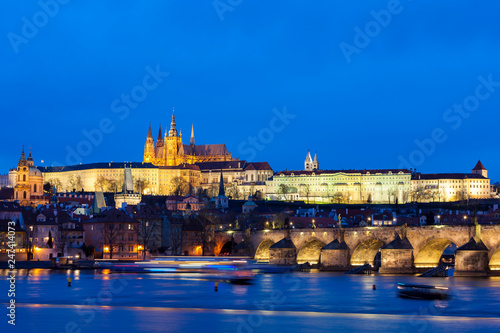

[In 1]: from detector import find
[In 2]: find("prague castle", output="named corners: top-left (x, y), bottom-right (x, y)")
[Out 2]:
top-left (144, 110), bottom-right (232, 166)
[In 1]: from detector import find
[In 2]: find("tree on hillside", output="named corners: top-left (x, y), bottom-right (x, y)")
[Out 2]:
top-left (171, 176), bottom-right (188, 196)
top-left (277, 184), bottom-right (291, 201)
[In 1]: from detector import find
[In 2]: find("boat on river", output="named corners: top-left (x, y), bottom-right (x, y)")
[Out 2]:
top-left (397, 283), bottom-right (450, 300)
top-left (94, 256), bottom-right (254, 284)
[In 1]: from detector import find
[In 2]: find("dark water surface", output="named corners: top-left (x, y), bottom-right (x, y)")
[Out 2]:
top-left (1, 269), bottom-right (500, 332)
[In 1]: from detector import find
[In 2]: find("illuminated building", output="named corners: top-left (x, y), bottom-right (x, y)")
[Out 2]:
top-left (41, 162), bottom-right (201, 195)
top-left (267, 168), bottom-right (412, 203)
top-left (198, 161), bottom-right (273, 199)
top-left (144, 110), bottom-right (232, 166)
top-left (11, 147), bottom-right (47, 207)
top-left (114, 166), bottom-right (141, 208)
top-left (83, 207), bottom-right (139, 259)
top-left (266, 151), bottom-right (412, 203)
top-left (411, 160), bottom-right (492, 202)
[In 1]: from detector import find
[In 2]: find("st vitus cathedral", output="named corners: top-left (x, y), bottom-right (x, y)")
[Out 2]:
top-left (143, 109), bottom-right (232, 166)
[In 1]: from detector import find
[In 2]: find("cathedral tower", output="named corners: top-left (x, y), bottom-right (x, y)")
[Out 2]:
top-left (165, 109), bottom-right (182, 166)
top-left (304, 150), bottom-right (312, 171)
top-left (190, 123), bottom-right (195, 148)
top-left (143, 123), bottom-right (155, 163)
top-left (312, 151), bottom-right (319, 170)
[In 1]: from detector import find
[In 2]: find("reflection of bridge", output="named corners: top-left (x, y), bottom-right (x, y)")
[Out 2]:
top-left (217, 225), bottom-right (500, 276)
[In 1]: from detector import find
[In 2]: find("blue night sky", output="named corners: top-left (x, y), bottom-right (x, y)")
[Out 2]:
top-left (1, 1), bottom-right (500, 180)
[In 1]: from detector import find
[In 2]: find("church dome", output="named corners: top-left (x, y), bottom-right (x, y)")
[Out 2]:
top-left (29, 167), bottom-right (41, 177)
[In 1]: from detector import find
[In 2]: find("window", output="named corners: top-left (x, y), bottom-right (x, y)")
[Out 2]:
top-left (23, 175), bottom-right (26, 182)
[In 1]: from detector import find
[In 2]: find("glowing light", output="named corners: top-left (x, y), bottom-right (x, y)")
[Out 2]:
top-left (138, 246), bottom-right (143, 250)
top-left (104, 247), bottom-right (109, 252)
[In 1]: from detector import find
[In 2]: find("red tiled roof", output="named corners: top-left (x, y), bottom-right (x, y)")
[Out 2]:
top-left (85, 208), bottom-right (138, 224)
top-left (473, 160), bottom-right (486, 171)
top-left (244, 162), bottom-right (273, 171)
top-left (276, 169), bottom-right (411, 176)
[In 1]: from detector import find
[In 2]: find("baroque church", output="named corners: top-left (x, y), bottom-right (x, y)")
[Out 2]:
top-left (12, 146), bottom-right (46, 206)
top-left (143, 110), bottom-right (232, 166)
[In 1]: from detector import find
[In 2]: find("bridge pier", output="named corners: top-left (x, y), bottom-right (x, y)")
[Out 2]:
top-left (455, 238), bottom-right (490, 277)
top-left (379, 234), bottom-right (415, 274)
top-left (319, 240), bottom-right (351, 271)
top-left (269, 238), bottom-right (296, 265)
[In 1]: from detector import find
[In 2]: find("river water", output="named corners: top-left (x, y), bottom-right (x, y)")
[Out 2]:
top-left (1, 269), bottom-right (500, 332)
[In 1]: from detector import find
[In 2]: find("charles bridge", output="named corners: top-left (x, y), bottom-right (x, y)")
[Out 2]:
top-left (216, 225), bottom-right (500, 276)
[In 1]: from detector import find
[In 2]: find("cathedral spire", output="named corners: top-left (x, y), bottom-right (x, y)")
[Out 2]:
top-left (304, 150), bottom-right (312, 171)
top-left (219, 169), bottom-right (225, 197)
top-left (147, 122), bottom-right (153, 138)
top-left (156, 125), bottom-right (163, 147)
top-left (190, 123), bottom-right (195, 147)
top-left (312, 151), bottom-right (319, 170)
top-left (21, 145), bottom-right (25, 159)
top-left (169, 108), bottom-right (178, 137)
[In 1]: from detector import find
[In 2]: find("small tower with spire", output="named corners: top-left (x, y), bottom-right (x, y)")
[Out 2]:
top-left (164, 108), bottom-right (183, 166)
top-left (143, 122), bottom-right (156, 163)
top-left (114, 164), bottom-right (142, 208)
top-left (27, 147), bottom-right (34, 167)
top-left (304, 150), bottom-right (312, 171)
top-left (214, 168), bottom-right (228, 210)
top-left (168, 108), bottom-right (178, 137)
top-left (190, 123), bottom-right (195, 148)
top-left (312, 151), bottom-right (319, 170)
top-left (472, 160), bottom-right (487, 178)
top-left (156, 125), bottom-right (163, 148)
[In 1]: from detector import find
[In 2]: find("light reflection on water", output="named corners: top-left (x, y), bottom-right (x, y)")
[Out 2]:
top-left (2, 269), bottom-right (500, 332)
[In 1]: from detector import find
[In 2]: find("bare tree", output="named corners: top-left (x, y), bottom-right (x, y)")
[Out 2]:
top-left (134, 179), bottom-right (150, 194)
top-left (302, 184), bottom-right (311, 204)
top-left (101, 223), bottom-right (121, 259)
top-left (226, 183), bottom-right (241, 199)
top-left (55, 226), bottom-right (68, 256)
top-left (94, 176), bottom-right (107, 192)
top-left (208, 183), bottom-right (219, 198)
top-left (387, 190), bottom-right (396, 204)
top-left (402, 190), bottom-right (410, 203)
top-left (277, 184), bottom-right (291, 201)
top-left (138, 220), bottom-right (158, 260)
top-left (332, 192), bottom-right (343, 204)
top-left (171, 176), bottom-right (188, 196)
top-left (169, 220), bottom-right (183, 255)
top-left (47, 178), bottom-right (63, 192)
top-left (74, 176), bottom-right (84, 192)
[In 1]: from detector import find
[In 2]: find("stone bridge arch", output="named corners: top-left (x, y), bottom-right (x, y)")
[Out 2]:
top-left (350, 238), bottom-right (385, 266)
top-left (254, 239), bottom-right (275, 261)
top-left (489, 245), bottom-right (500, 270)
top-left (296, 238), bottom-right (327, 265)
top-left (413, 238), bottom-right (456, 268)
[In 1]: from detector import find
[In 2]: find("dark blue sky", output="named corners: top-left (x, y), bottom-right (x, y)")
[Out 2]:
top-left (2, 1), bottom-right (500, 180)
